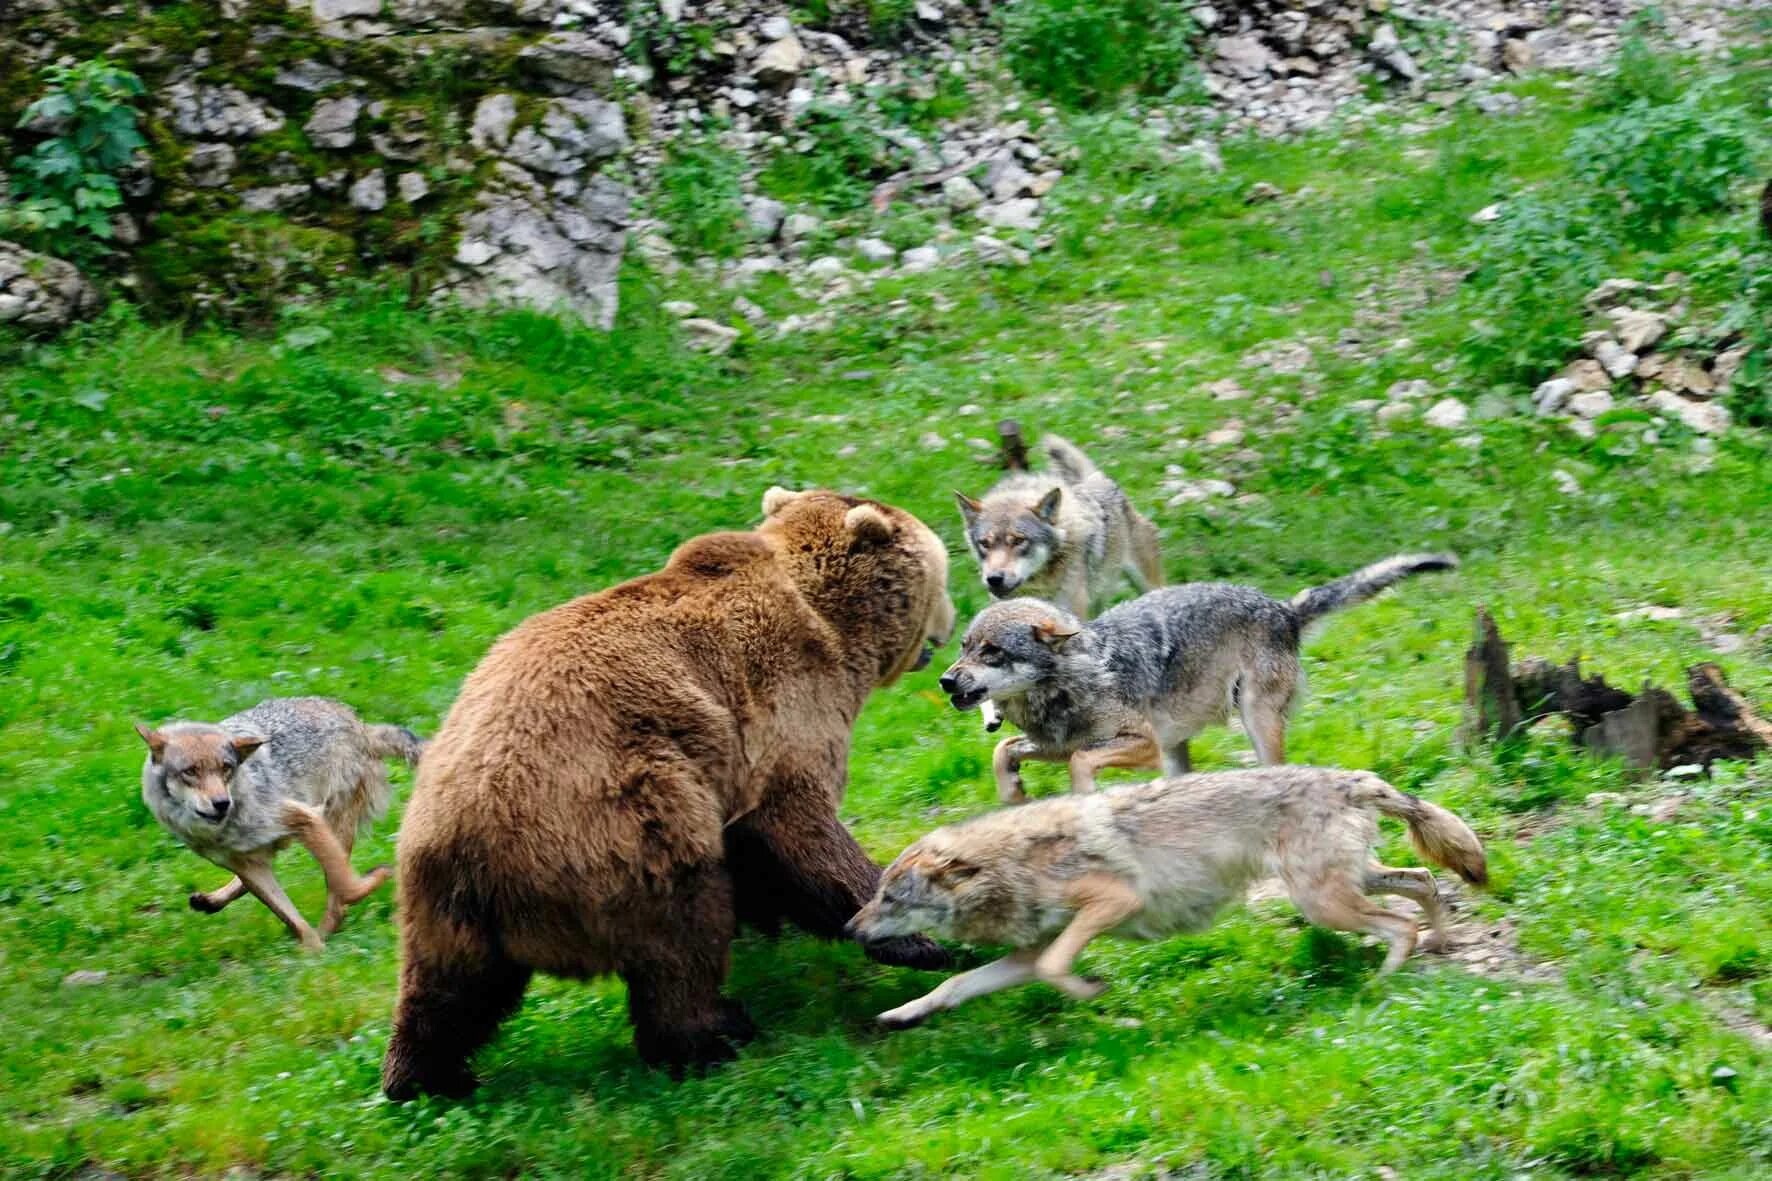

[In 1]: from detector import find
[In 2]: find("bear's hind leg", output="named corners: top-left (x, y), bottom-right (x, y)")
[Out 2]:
top-left (621, 861), bottom-right (755, 1073)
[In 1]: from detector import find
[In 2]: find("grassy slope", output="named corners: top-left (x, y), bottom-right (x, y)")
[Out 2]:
top-left (3, 58), bottom-right (1772, 1180)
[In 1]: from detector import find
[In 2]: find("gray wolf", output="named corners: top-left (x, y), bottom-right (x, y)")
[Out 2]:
top-left (136, 697), bottom-right (421, 951)
top-left (938, 554), bottom-right (1458, 801)
top-left (955, 432), bottom-right (1162, 618)
top-left (847, 766), bottom-right (1487, 1029)
top-left (381, 489), bottom-right (957, 1100)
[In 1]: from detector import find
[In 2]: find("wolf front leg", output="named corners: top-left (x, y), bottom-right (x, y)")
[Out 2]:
top-left (188, 874), bottom-right (247, 914)
top-left (231, 857), bottom-right (325, 951)
top-left (877, 948), bottom-right (1041, 1029)
top-left (1067, 731), bottom-right (1161, 793)
top-left (1034, 874), bottom-right (1144, 1000)
top-left (726, 767), bottom-right (949, 970)
top-left (993, 735), bottom-right (1069, 803)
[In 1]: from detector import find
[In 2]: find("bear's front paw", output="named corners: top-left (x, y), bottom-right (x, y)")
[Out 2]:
top-left (862, 933), bottom-right (952, 971)
top-left (635, 1012), bottom-right (752, 1076)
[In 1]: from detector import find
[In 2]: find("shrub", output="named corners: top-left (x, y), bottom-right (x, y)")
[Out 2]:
top-left (1059, 113), bottom-right (1238, 224)
top-left (653, 132), bottom-right (748, 258)
top-left (999, 0), bottom-right (1198, 110)
top-left (1460, 193), bottom-right (1623, 387)
top-left (1, 59), bottom-right (146, 260)
top-left (1566, 91), bottom-right (1755, 236)
top-left (1590, 12), bottom-right (1683, 110)
top-left (758, 102), bottom-right (909, 212)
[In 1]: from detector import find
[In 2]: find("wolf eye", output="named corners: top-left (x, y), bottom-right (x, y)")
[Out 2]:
top-left (978, 643), bottom-right (1002, 662)
top-left (1007, 534), bottom-right (1026, 548)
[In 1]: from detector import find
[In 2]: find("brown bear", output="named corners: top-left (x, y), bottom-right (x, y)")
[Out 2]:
top-left (381, 488), bottom-right (958, 1099)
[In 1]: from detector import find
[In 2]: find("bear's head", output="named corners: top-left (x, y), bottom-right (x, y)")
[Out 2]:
top-left (759, 487), bottom-right (956, 685)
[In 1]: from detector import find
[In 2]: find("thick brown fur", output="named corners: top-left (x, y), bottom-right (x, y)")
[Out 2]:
top-left (382, 490), bottom-right (957, 1099)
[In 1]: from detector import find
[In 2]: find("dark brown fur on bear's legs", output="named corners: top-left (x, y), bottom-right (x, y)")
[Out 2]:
top-left (382, 946), bottom-right (533, 1101)
top-left (724, 774), bottom-right (952, 971)
top-left (624, 861), bottom-right (757, 1072)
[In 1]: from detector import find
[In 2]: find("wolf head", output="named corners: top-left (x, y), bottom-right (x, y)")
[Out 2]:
top-left (954, 485), bottom-right (1064, 599)
top-left (938, 598), bottom-right (1082, 710)
top-left (136, 722), bottom-right (264, 825)
top-left (847, 837), bottom-right (999, 942)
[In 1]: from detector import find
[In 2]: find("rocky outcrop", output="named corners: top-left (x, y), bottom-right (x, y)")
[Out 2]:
top-left (0, 240), bottom-right (99, 331)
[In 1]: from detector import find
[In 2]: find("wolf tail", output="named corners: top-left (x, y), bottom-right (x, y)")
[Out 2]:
top-left (1289, 552), bottom-right (1458, 627)
top-left (1352, 772), bottom-right (1488, 887)
top-left (1041, 433), bottom-right (1101, 484)
top-left (365, 723), bottom-right (427, 767)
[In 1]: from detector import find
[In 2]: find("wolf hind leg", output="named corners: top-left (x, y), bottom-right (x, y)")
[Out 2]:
top-left (1289, 874), bottom-right (1418, 975)
top-left (1237, 674), bottom-right (1294, 766)
top-left (1124, 509), bottom-right (1163, 591)
top-left (1071, 731), bottom-right (1161, 792)
top-left (189, 874), bottom-right (246, 914)
top-left (281, 799), bottom-right (391, 915)
top-left (1363, 864), bottom-right (1449, 952)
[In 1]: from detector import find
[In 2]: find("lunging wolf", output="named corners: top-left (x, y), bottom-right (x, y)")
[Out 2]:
top-left (136, 697), bottom-right (421, 950)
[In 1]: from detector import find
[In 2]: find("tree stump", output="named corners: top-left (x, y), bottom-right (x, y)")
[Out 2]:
top-left (1461, 609), bottom-right (1772, 771)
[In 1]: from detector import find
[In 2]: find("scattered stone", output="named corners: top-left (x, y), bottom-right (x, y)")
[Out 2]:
top-left (662, 300), bottom-right (697, 317)
top-left (1586, 333), bottom-right (1638, 379)
top-left (977, 198), bottom-right (1041, 231)
top-left (744, 195), bottom-right (787, 241)
top-left (900, 245), bottom-right (940, 273)
top-left (1551, 469), bottom-right (1581, 496)
top-left (681, 317), bottom-right (739, 354)
top-left (972, 234), bottom-right (1029, 267)
top-left (240, 183), bottom-right (309, 212)
top-left (1609, 307), bottom-right (1667, 353)
top-left (1244, 181), bottom-right (1283, 204)
top-left (1533, 378), bottom-right (1574, 415)
top-left (780, 212), bottom-right (821, 245)
top-left (62, 970), bottom-right (109, 987)
top-left (503, 98), bottom-right (626, 176)
top-left (519, 32), bottom-right (619, 87)
top-left (1470, 203), bottom-right (1503, 224)
top-left (1562, 359), bottom-right (1612, 392)
top-left (1424, 397), bottom-right (1470, 429)
top-left (855, 238), bottom-right (897, 265)
top-left (806, 256), bottom-right (847, 280)
top-left (162, 80), bottom-right (285, 140)
top-left (348, 169), bottom-right (387, 212)
top-left (1647, 389), bottom-right (1729, 434)
top-left (303, 95), bottom-right (362, 149)
top-left (942, 175), bottom-right (984, 211)
top-left (1215, 35), bottom-right (1276, 80)
top-left (754, 35), bottom-right (807, 83)
top-left (1203, 425), bottom-right (1245, 447)
top-left (1567, 389), bottom-right (1614, 418)
top-left (1502, 37), bottom-right (1536, 73)
top-left (1206, 378), bottom-right (1250, 401)
top-left (470, 93), bottom-right (518, 152)
top-left (1165, 478), bottom-right (1236, 505)
top-left (186, 142), bottom-right (237, 188)
top-left (1387, 378), bottom-right (1433, 401)
top-left (274, 60), bottom-right (348, 93)
top-left (1584, 278), bottom-right (1648, 309)
top-left (0, 240), bottom-right (100, 332)
top-left (397, 172), bottom-right (430, 204)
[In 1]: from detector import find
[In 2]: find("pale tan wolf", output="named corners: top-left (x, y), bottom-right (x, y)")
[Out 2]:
top-left (136, 697), bottom-right (423, 951)
top-left (848, 766), bottom-right (1487, 1029)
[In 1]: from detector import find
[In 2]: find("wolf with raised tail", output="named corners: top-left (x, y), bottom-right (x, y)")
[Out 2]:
top-left (938, 554), bottom-right (1458, 800)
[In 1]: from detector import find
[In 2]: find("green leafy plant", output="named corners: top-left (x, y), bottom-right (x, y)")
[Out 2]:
top-left (758, 102), bottom-right (909, 212)
top-left (1566, 90), bottom-right (1754, 236)
top-left (652, 131), bottom-right (748, 258)
top-left (999, 0), bottom-right (1198, 110)
top-left (2, 59), bottom-right (146, 254)
top-left (1590, 10), bottom-right (1683, 111)
top-left (1460, 193), bottom-right (1623, 387)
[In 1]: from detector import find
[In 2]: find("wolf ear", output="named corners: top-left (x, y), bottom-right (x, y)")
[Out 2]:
top-left (230, 735), bottom-right (265, 763)
top-left (762, 486), bottom-right (804, 518)
top-left (953, 490), bottom-right (982, 525)
top-left (1032, 617), bottom-right (1080, 647)
top-left (134, 722), bottom-right (166, 761)
top-left (933, 856), bottom-right (980, 883)
top-left (1034, 486), bottom-right (1062, 523)
top-left (845, 503), bottom-right (894, 544)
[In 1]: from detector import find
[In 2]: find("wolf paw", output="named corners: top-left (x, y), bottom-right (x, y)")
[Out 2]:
top-left (188, 891), bottom-right (223, 914)
top-left (1049, 973), bottom-right (1108, 1001)
top-left (877, 1003), bottom-right (932, 1031)
top-left (862, 933), bottom-right (952, 971)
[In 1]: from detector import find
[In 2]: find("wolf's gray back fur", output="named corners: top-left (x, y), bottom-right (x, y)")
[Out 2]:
top-left (142, 697), bottom-right (421, 859)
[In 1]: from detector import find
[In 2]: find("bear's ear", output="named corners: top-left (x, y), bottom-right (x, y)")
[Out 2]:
top-left (845, 503), bottom-right (895, 544)
top-left (1034, 486), bottom-right (1063, 523)
top-left (762, 486), bottom-right (804, 518)
top-left (953, 490), bottom-right (982, 525)
top-left (134, 722), bottom-right (166, 761)
top-left (1032, 616), bottom-right (1080, 647)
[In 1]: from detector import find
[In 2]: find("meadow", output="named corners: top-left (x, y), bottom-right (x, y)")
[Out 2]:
top-left (3, 39), bottom-right (1771, 1179)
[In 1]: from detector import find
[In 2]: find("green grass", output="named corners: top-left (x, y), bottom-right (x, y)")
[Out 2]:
top-left (4, 49), bottom-right (1772, 1180)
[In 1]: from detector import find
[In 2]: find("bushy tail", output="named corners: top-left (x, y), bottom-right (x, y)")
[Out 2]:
top-left (365, 723), bottom-right (427, 767)
top-left (1041, 433), bottom-right (1101, 485)
top-left (1351, 773), bottom-right (1487, 887)
top-left (1290, 553), bottom-right (1458, 627)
